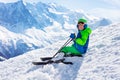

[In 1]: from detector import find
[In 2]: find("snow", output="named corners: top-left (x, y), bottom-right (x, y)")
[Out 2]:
top-left (0, 41), bottom-right (84, 80)
top-left (0, 23), bottom-right (120, 80)
top-left (0, 1), bottom-right (119, 80)
top-left (0, 23), bottom-right (70, 59)
top-left (76, 23), bottom-right (120, 80)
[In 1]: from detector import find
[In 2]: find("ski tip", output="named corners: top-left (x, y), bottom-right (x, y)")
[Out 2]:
top-left (40, 57), bottom-right (53, 61)
top-left (63, 62), bottom-right (73, 65)
top-left (32, 62), bottom-right (47, 65)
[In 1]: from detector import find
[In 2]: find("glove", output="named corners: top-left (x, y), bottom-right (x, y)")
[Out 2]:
top-left (70, 33), bottom-right (76, 39)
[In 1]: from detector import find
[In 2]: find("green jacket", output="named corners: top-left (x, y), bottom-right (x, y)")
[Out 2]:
top-left (75, 27), bottom-right (92, 46)
top-left (61, 27), bottom-right (92, 55)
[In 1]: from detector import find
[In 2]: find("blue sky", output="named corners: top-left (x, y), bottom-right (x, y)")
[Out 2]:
top-left (0, 0), bottom-right (120, 22)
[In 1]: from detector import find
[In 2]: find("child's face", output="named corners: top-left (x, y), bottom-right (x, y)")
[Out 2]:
top-left (77, 23), bottom-right (84, 30)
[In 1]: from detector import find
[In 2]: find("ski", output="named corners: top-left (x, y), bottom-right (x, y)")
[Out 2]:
top-left (32, 58), bottom-right (73, 65)
top-left (32, 60), bottom-right (53, 65)
top-left (40, 57), bottom-right (53, 61)
top-left (40, 54), bottom-right (83, 61)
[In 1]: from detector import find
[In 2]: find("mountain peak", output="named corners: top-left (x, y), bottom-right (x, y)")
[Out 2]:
top-left (0, 0), bottom-right (37, 32)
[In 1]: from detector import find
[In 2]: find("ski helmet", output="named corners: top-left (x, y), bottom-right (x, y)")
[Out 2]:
top-left (78, 18), bottom-right (87, 23)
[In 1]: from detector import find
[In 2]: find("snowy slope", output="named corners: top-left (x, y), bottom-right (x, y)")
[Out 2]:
top-left (76, 23), bottom-right (120, 80)
top-left (0, 23), bottom-right (120, 80)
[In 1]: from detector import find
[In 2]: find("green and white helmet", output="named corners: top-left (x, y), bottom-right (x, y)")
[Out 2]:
top-left (78, 18), bottom-right (87, 23)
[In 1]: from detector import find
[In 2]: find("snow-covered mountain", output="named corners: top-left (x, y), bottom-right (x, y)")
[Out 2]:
top-left (0, 0), bottom-right (111, 33)
top-left (0, 24), bottom-right (69, 59)
top-left (0, 0), bottom-right (112, 59)
top-left (90, 18), bottom-right (112, 29)
top-left (0, 23), bottom-right (120, 80)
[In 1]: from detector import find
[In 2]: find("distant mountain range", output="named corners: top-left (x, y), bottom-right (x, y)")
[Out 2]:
top-left (0, 1), bottom-right (111, 33)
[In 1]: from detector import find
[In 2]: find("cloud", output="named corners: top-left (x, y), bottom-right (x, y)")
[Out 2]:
top-left (88, 8), bottom-right (120, 22)
top-left (102, 0), bottom-right (120, 7)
